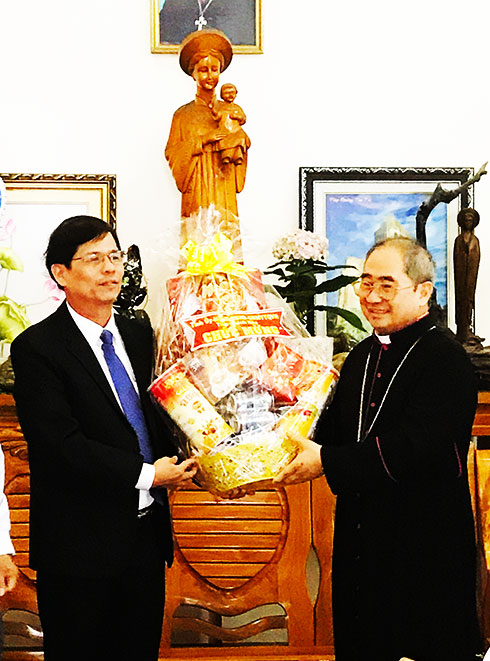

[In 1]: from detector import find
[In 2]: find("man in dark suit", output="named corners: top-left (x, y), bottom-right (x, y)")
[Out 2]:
top-left (10, 215), bottom-right (196, 661)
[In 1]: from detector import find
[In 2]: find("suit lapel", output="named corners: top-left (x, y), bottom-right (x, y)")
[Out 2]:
top-left (55, 303), bottom-right (124, 414)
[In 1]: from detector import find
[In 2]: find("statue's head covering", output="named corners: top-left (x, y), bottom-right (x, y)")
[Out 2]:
top-left (457, 207), bottom-right (480, 229)
top-left (179, 29), bottom-right (233, 76)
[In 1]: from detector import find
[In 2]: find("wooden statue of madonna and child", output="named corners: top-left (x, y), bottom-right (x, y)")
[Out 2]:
top-left (165, 29), bottom-right (250, 261)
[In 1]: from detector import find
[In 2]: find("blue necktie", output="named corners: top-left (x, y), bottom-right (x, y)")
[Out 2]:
top-left (100, 329), bottom-right (154, 464)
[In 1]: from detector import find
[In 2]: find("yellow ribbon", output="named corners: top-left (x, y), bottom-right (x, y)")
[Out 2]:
top-left (181, 233), bottom-right (249, 278)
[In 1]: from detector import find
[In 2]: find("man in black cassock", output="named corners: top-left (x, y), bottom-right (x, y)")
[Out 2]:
top-left (275, 237), bottom-right (479, 661)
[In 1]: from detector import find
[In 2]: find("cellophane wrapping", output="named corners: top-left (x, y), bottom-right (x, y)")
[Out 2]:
top-left (149, 212), bottom-right (338, 496)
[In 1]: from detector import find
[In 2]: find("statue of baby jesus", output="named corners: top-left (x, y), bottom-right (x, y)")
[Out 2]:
top-left (212, 83), bottom-right (251, 166)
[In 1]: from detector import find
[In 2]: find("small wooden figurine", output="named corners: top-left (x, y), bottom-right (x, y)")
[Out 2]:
top-left (454, 207), bottom-right (481, 342)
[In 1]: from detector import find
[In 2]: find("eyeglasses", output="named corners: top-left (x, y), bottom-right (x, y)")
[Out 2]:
top-left (71, 250), bottom-right (126, 266)
top-left (353, 278), bottom-right (416, 301)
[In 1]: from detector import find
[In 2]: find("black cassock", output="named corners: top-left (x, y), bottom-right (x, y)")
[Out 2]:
top-left (315, 313), bottom-right (479, 661)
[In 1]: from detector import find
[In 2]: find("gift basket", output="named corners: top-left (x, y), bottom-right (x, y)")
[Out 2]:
top-left (149, 210), bottom-right (338, 496)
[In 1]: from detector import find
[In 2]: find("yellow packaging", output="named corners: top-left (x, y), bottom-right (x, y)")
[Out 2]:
top-left (198, 431), bottom-right (299, 495)
top-left (275, 368), bottom-right (338, 439)
top-left (150, 362), bottom-right (233, 454)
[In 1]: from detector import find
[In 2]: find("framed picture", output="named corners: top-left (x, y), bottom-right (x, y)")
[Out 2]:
top-left (299, 166), bottom-right (474, 337)
top-left (0, 173), bottom-right (116, 336)
top-left (150, 0), bottom-right (263, 54)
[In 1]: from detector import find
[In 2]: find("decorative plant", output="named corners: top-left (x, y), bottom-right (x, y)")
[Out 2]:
top-left (0, 183), bottom-right (31, 346)
top-left (264, 229), bottom-right (364, 331)
top-left (114, 244), bottom-right (150, 324)
top-left (0, 230), bottom-right (30, 345)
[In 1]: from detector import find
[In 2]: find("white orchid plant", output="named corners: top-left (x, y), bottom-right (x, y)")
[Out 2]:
top-left (265, 228), bottom-right (364, 330)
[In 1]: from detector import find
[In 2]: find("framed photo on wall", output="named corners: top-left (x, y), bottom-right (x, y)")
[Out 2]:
top-left (150, 0), bottom-right (263, 54)
top-left (299, 166), bottom-right (474, 336)
top-left (0, 173), bottom-right (116, 332)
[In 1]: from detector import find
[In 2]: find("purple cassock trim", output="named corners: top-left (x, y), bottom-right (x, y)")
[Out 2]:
top-left (376, 437), bottom-right (464, 482)
top-left (453, 442), bottom-right (463, 478)
top-left (375, 436), bottom-right (398, 482)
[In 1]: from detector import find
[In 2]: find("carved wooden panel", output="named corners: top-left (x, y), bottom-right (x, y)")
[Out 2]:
top-left (172, 487), bottom-right (287, 592)
top-left (161, 479), bottom-right (333, 658)
top-left (311, 477), bottom-right (335, 647)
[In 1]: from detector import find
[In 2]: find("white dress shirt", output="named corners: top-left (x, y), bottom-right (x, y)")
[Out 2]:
top-left (0, 446), bottom-right (15, 555)
top-left (67, 304), bottom-right (155, 509)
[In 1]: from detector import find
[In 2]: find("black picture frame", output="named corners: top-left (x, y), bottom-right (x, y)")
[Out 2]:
top-left (300, 166), bottom-right (473, 233)
top-left (298, 166), bottom-right (475, 336)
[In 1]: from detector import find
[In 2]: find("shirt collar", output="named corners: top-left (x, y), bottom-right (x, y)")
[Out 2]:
top-left (386, 312), bottom-right (433, 346)
top-left (371, 312), bottom-right (433, 349)
top-left (66, 303), bottom-right (118, 347)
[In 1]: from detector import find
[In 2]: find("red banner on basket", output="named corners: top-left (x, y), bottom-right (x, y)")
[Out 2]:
top-left (181, 308), bottom-right (292, 350)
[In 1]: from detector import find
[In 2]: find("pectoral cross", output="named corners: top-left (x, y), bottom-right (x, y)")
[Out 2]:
top-left (195, 0), bottom-right (214, 30)
top-left (195, 15), bottom-right (208, 29)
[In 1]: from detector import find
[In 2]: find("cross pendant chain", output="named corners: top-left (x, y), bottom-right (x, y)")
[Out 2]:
top-left (195, 15), bottom-right (208, 29)
top-left (196, 0), bottom-right (214, 30)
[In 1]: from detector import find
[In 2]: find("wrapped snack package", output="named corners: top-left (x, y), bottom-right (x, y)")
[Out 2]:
top-left (151, 362), bottom-right (233, 454)
top-left (156, 236), bottom-right (267, 373)
top-left (183, 339), bottom-right (268, 403)
top-left (167, 269), bottom-right (266, 319)
top-left (150, 219), bottom-right (338, 496)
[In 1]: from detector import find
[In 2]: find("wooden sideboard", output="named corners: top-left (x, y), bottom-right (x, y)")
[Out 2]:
top-left (0, 392), bottom-right (489, 660)
top-left (474, 391), bottom-right (490, 439)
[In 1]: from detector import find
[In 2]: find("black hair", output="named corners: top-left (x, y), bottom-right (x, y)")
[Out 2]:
top-left (45, 215), bottom-right (120, 284)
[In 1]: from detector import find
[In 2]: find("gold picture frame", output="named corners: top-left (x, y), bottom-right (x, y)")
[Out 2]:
top-left (1, 173), bottom-right (116, 226)
top-left (0, 173), bottom-right (116, 329)
top-left (150, 0), bottom-right (263, 54)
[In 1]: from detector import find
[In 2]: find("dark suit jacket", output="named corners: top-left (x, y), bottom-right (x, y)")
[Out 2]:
top-left (11, 302), bottom-right (175, 578)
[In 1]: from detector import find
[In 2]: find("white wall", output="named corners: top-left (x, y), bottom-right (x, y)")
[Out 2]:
top-left (1, 0), bottom-right (489, 336)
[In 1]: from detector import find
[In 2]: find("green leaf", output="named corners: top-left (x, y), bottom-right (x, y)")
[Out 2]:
top-left (0, 247), bottom-right (24, 272)
top-left (307, 261), bottom-right (359, 272)
top-left (263, 267), bottom-right (288, 278)
top-left (283, 290), bottom-right (316, 299)
top-left (263, 259), bottom-right (363, 332)
top-left (0, 297), bottom-right (30, 342)
top-left (314, 274), bottom-right (359, 294)
top-left (273, 284), bottom-right (294, 298)
top-left (314, 304), bottom-right (366, 331)
top-left (266, 260), bottom-right (359, 275)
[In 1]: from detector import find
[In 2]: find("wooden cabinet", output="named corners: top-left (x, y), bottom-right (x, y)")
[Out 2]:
top-left (1, 392), bottom-right (489, 660)
top-left (0, 396), bottom-right (41, 659)
top-left (161, 480), bottom-right (335, 660)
